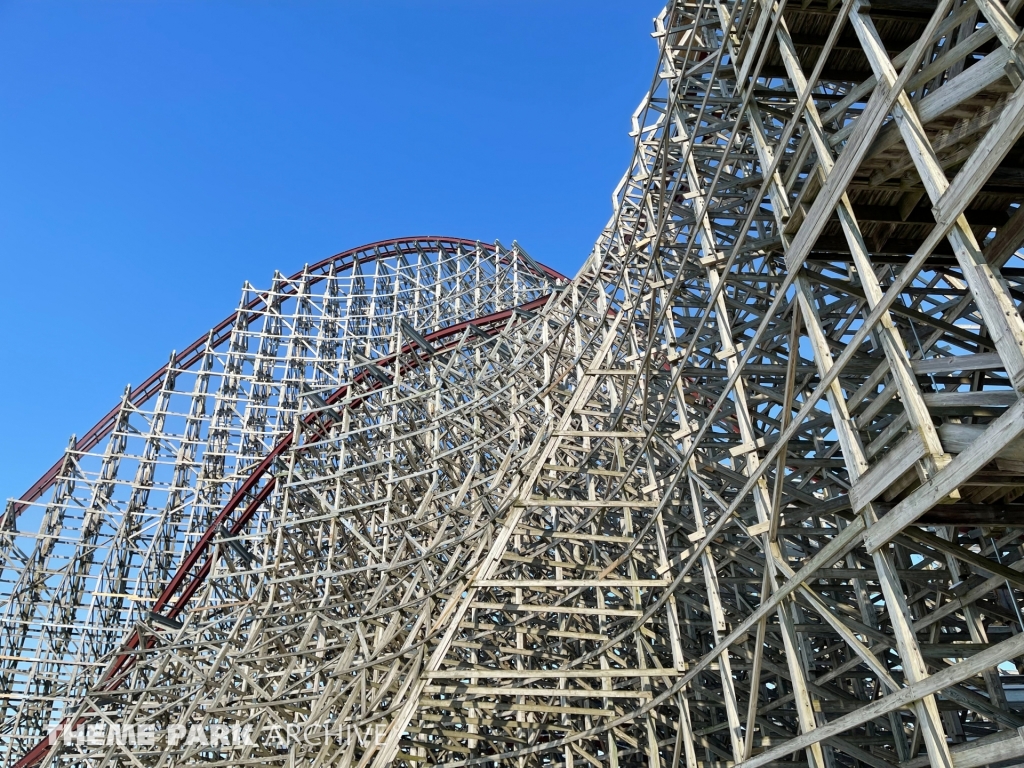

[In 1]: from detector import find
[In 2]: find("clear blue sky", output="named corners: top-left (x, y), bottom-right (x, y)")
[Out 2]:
top-left (0, 1), bottom-right (664, 501)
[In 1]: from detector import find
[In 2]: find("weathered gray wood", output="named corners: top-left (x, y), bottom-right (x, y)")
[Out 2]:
top-left (7, 2), bottom-right (1024, 767)
top-left (850, 431), bottom-right (927, 512)
top-left (865, 398), bottom-right (1024, 551)
top-left (738, 631), bottom-right (1024, 768)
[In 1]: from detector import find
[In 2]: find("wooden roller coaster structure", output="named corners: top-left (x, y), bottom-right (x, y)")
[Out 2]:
top-left (4, 0), bottom-right (1024, 765)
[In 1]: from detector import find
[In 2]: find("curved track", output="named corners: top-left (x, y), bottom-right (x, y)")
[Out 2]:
top-left (0, 237), bottom-right (563, 763)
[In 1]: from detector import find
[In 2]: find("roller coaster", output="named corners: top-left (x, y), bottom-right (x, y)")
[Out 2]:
top-left (5, 1), bottom-right (1024, 765)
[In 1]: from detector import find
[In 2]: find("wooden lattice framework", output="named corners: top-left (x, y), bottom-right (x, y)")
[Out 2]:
top-left (5, 0), bottom-right (1024, 764)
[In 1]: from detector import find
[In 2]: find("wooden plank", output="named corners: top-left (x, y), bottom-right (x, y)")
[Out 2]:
top-left (899, 526), bottom-right (1024, 590)
top-left (902, 727), bottom-right (1024, 768)
top-left (738, 631), bottom-right (1024, 768)
top-left (470, 602), bottom-right (644, 617)
top-left (972, 0), bottom-right (1022, 51)
top-left (938, 422), bottom-right (1024, 461)
top-left (427, 669), bottom-right (681, 679)
top-left (522, 498), bottom-right (660, 508)
top-left (922, 391), bottom-right (1019, 407)
top-left (473, 579), bottom-right (670, 588)
top-left (910, 353), bottom-right (1004, 375)
top-left (933, 82), bottom-right (1024, 226)
top-left (421, 686), bottom-right (653, 699)
top-left (849, 431), bottom-right (927, 512)
top-left (864, 398), bottom-right (1024, 551)
top-left (418, 699), bottom-right (616, 717)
